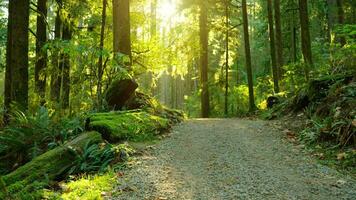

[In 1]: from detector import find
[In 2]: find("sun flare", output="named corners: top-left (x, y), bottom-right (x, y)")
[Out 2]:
top-left (158, 1), bottom-right (177, 19)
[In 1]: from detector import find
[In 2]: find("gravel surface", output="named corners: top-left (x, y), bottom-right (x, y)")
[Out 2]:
top-left (111, 119), bottom-right (356, 200)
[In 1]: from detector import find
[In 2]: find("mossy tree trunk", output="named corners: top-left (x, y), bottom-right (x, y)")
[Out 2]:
top-left (4, 0), bottom-right (30, 123)
top-left (299, 0), bottom-right (313, 81)
top-left (35, 0), bottom-right (48, 105)
top-left (50, 0), bottom-right (62, 102)
top-left (61, 21), bottom-right (72, 109)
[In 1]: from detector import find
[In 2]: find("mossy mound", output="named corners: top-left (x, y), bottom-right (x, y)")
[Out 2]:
top-left (155, 107), bottom-right (185, 125)
top-left (105, 78), bottom-right (138, 110)
top-left (124, 92), bottom-right (155, 110)
top-left (86, 111), bottom-right (170, 142)
top-left (0, 131), bottom-right (102, 199)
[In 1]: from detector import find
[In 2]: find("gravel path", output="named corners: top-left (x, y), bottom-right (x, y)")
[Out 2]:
top-left (111, 119), bottom-right (356, 200)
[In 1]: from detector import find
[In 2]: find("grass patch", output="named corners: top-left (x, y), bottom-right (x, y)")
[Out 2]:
top-left (42, 171), bottom-right (119, 200)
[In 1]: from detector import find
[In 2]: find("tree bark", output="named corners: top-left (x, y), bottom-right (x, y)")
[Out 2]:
top-left (61, 21), bottom-right (71, 109)
top-left (35, 0), bottom-right (48, 105)
top-left (274, 0), bottom-right (283, 78)
top-left (224, 0), bottom-right (229, 116)
top-left (299, 0), bottom-right (312, 81)
top-left (50, 0), bottom-right (62, 102)
top-left (267, 0), bottom-right (280, 93)
top-left (242, 0), bottom-right (256, 111)
top-left (97, 0), bottom-right (107, 109)
top-left (336, 0), bottom-right (345, 46)
top-left (4, 0), bottom-right (30, 121)
top-left (112, 0), bottom-right (132, 66)
top-left (199, 0), bottom-right (209, 118)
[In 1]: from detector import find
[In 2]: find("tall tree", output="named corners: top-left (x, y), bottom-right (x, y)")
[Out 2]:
top-left (150, 0), bottom-right (157, 38)
top-left (97, 0), bottom-right (107, 108)
top-left (299, 0), bottom-right (312, 80)
top-left (60, 20), bottom-right (72, 109)
top-left (274, 0), bottom-right (283, 78)
top-left (267, 0), bottom-right (279, 93)
top-left (35, 0), bottom-right (48, 105)
top-left (224, 0), bottom-right (229, 116)
top-left (326, 0), bottom-right (345, 46)
top-left (4, 0), bottom-right (30, 120)
top-left (199, 0), bottom-right (209, 118)
top-left (336, 0), bottom-right (345, 46)
top-left (242, 0), bottom-right (256, 111)
top-left (50, 0), bottom-right (62, 102)
top-left (113, 0), bottom-right (132, 66)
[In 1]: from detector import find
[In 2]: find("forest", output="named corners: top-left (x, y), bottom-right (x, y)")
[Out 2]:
top-left (0, 0), bottom-right (355, 199)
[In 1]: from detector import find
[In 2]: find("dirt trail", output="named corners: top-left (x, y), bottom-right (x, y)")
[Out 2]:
top-left (111, 119), bottom-right (356, 200)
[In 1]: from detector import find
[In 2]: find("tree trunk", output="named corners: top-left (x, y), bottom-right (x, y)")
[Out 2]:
top-left (35, 0), bottom-right (48, 105)
top-left (299, 0), bottom-right (313, 81)
top-left (242, 0), bottom-right (256, 111)
top-left (267, 0), bottom-right (280, 93)
top-left (199, 0), bottom-right (209, 118)
top-left (4, 0), bottom-right (30, 122)
top-left (274, 0), bottom-right (283, 78)
top-left (224, 0), bottom-right (229, 116)
top-left (50, 0), bottom-right (62, 102)
top-left (326, 0), bottom-right (335, 44)
top-left (112, 0), bottom-right (132, 66)
top-left (97, 0), bottom-right (107, 109)
top-left (290, 7), bottom-right (297, 63)
top-left (150, 0), bottom-right (157, 38)
top-left (336, 0), bottom-right (345, 46)
top-left (61, 22), bottom-right (71, 109)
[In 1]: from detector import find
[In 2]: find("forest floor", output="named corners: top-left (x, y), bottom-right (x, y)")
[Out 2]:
top-left (110, 119), bottom-right (356, 200)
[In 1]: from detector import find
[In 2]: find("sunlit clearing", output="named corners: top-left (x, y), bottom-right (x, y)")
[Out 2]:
top-left (158, 0), bottom-right (176, 19)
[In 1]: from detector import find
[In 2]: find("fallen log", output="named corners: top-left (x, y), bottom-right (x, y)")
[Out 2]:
top-left (1, 131), bottom-right (102, 198)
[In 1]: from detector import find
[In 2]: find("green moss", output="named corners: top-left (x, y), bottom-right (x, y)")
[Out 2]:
top-left (42, 172), bottom-right (117, 200)
top-left (87, 111), bottom-right (169, 142)
top-left (0, 132), bottom-right (102, 198)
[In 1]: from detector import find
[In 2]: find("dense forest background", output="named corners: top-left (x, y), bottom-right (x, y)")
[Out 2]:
top-left (0, 0), bottom-right (354, 120)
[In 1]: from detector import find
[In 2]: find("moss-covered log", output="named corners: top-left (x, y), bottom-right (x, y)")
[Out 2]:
top-left (86, 111), bottom-right (169, 142)
top-left (0, 131), bottom-right (102, 198)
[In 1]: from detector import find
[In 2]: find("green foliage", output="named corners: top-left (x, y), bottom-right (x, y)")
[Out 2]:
top-left (67, 142), bottom-right (115, 175)
top-left (0, 107), bottom-right (84, 173)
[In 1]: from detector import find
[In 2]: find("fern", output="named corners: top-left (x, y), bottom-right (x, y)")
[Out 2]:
top-left (67, 142), bottom-right (115, 175)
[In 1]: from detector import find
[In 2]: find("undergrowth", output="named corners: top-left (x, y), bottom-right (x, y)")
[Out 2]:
top-left (0, 106), bottom-right (84, 175)
top-left (260, 71), bottom-right (356, 174)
